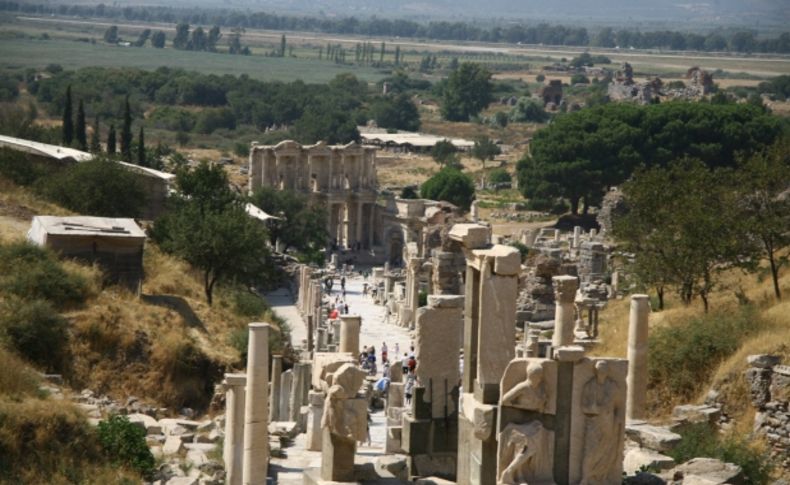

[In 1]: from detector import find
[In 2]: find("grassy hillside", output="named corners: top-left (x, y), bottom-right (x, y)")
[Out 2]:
top-left (0, 174), bottom-right (293, 481)
top-left (592, 258), bottom-right (790, 423)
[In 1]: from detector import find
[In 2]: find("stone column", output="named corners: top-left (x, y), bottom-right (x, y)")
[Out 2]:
top-left (339, 315), bottom-right (361, 355)
top-left (269, 355), bottom-right (282, 422)
top-left (224, 373), bottom-right (246, 485)
top-left (368, 204), bottom-right (375, 249)
top-left (552, 275), bottom-right (578, 349)
top-left (356, 201), bottom-right (364, 247)
top-left (242, 323), bottom-right (270, 485)
top-left (289, 363), bottom-right (305, 423)
top-left (342, 203), bottom-right (351, 248)
top-left (627, 294), bottom-right (650, 421)
top-left (573, 226), bottom-right (581, 248)
top-left (307, 315), bottom-right (315, 353)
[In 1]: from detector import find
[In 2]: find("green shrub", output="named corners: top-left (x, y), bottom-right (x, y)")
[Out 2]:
top-left (97, 415), bottom-right (155, 479)
top-left (648, 307), bottom-right (761, 403)
top-left (421, 167), bottom-right (476, 210)
top-left (0, 299), bottom-right (69, 372)
top-left (40, 159), bottom-right (146, 218)
top-left (488, 169), bottom-right (512, 185)
top-left (509, 242), bottom-right (529, 263)
top-left (233, 290), bottom-right (269, 318)
top-left (0, 242), bottom-right (89, 309)
top-left (668, 423), bottom-right (773, 485)
top-left (418, 290), bottom-right (428, 307)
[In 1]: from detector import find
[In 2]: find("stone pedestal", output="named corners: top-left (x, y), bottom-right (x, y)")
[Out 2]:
top-left (339, 315), bottom-right (361, 355)
top-left (242, 323), bottom-right (270, 485)
top-left (627, 294), bottom-right (650, 421)
top-left (321, 428), bottom-right (357, 482)
top-left (552, 275), bottom-right (578, 349)
top-left (306, 391), bottom-right (325, 451)
top-left (224, 373), bottom-right (246, 485)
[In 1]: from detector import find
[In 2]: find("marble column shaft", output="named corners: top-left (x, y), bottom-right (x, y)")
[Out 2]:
top-left (242, 323), bottom-right (270, 485)
top-left (627, 294), bottom-right (650, 421)
top-left (224, 373), bottom-right (246, 485)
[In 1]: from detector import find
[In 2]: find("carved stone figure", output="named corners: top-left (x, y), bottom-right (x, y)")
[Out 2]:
top-left (580, 360), bottom-right (625, 485)
top-left (501, 362), bottom-right (547, 412)
top-left (498, 421), bottom-right (553, 484)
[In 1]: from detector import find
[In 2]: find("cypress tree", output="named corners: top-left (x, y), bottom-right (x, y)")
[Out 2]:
top-left (89, 116), bottom-right (101, 153)
top-left (107, 124), bottom-right (116, 154)
top-left (380, 42), bottom-right (385, 63)
top-left (62, 85), bottom-right (73, 146)
top-left (137, 126), bottom-right (146, 166)
top-left (75, 100), bottom-right (87, 151)
top-left (120, 96), bottom-right (132, 162)
top-left (395, 46), bottom-right (401, 65)
top-left (280, 34), bottom-right (286, 57)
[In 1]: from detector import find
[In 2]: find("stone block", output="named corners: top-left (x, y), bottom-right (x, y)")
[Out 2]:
top-left (162, 435), bottom-right (183, 455)
top-left (668, 458), bottom-right (744, 485)
top-left (623, 447), bottom-right (676, 474)
top-left (430, 417), bottom-right (458, 453)
top-left (746, 354), bottom-right (781, 369)
top-left (410, 454), bottom-right (457, 481)
top-left (554, 345), bottom-right (585, 362)
top-left (401, 416), bottom-right (431, 455)
top-left (625, 422), bottom-right (682, 452)
top-left (375, 455), bottom-right (408, 480)
top-left (672, 404), bottom-right (721, 426)
top-left (427, 295), bottom-right (464, 308)
top-left (128, 413), bottom-right (162, 435)
top-left (312, 352), bottom-right (355, 391)
top-left (320, 428), bottom-right (357, 482)
top-left (448, 223), bottom-right (489, 249)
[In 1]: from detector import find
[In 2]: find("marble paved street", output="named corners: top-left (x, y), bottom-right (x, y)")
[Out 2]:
top-left (265, 272), bottom-right (414, 484)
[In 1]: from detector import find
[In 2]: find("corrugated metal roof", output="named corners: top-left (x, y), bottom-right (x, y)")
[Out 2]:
top-left (0, 134), bottom-right (175, 180)
top-left (29, 215), bottom-right (146, 239)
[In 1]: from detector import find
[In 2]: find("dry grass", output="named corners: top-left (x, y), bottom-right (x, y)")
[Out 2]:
top-left (592, 259), bottom-right (790, 425)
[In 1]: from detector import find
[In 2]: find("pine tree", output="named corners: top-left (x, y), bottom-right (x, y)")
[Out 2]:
top-left (394, 46), bottom-right (401, 65)
top-left (280, 34), bottom-right (286, 57)
top-left (75, 100), bottom-right (87, 151)
top-left (62, 85), bottom-right (73, 146)
top-left (120, 96), bottom-right (132, 162)
top-left (137, 126), bottom-right (146, 166)
top-left (380, 42), bottom-right (385, 63)
top-left (106, 124), bottom-right (116, 154)
top-left (89, 116), bottom-right (101, 153)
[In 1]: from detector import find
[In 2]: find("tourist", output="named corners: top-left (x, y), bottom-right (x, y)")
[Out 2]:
top-left (340, 275), bottom-right (346, 291)
top-left (404, 371), bottom-right (415, 405)
top-left (394, 342), bottom-right (400, 358)
top-left (401, 353), bottom-right (409, 375)
top-left (381, 341), bottom-right (388, 364)
top-left (344, 302), bottom-right (349, 314)
top-left (329, 307), bottom-right (338, 319)
top-left (408, 353), bottom-right (416, 374)
top-left (362, 282), bottom-right (368, 296)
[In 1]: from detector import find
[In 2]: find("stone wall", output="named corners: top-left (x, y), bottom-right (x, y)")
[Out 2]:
top-left (744, 355), bottom-right (790, 469)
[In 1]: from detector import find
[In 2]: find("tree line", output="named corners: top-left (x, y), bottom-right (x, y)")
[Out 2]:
top-left (3, 2), bottom-right (790, 54)
top-left (32, 67), bottom-right (422, 146)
